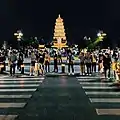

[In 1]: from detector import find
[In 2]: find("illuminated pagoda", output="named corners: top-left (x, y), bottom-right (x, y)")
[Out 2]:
top-left (52, 14), bottom-right (68, 49)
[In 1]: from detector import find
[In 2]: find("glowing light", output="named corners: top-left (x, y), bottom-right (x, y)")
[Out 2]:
top-left (88, 37), bottom-right (91, 40)
top-left (97, 33), bottom-right (101, 37)
top-left (99, 36), bottom-right (104, 39)
top-left (52, 14), bottom-right (68, 49)
top-left (14, 33), bottom-right (18, 36)
top-left (14, 30), bottom-right (23, 40)
top-left (102, 33), bottom-right (107, 36)
top-left (19, 32), bottom-right (23, 36)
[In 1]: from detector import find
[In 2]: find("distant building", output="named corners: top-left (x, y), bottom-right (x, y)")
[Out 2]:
top-left (52, 14), bottom-right (68, 49)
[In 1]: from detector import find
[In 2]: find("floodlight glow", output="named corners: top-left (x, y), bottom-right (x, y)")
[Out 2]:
top-left (84, 36), bottom-right (87, 40)
top-left (99, 36), bottom-right (104, 39)
top-left (97, 33), bottom-right (101, 37)
top-left (102, 33), bottom-right (107, 36)
top-left (88, 37), bottom-right (91, 40)
top-left (14, 33), bottom-right (18, 36)
top-left (19, 33), bottom-right (23, 36)
top-left (99, 39), bottom-right (103, 41)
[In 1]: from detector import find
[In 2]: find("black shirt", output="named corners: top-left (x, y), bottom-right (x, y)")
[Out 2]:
top-left (103, 55), bottom-right (111, 67)
top-left (39, 53), bottom-right (44, 63)
top-left (68, 54), bottom-right (74, 63)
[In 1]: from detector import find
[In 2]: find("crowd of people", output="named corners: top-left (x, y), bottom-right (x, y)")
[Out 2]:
top-left (0, 46), bottom-right (120, 82)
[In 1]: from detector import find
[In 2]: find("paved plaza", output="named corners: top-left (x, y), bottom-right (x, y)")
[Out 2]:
top-left (0, 58), bottom-right (119, 120)
top-left (0, 74), bottom-right (119, 120)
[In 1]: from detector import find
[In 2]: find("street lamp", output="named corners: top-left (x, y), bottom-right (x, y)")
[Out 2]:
top-left (97, 31), bottom-right (106, 41)
top-left (14, 30), bottom-right (23, 49)
top-left (97, 31), bottom-right (107, 48)
top-left (97, 33), bottom-right (101, 37)
top-left (14, 30), bottom-right (23, 41)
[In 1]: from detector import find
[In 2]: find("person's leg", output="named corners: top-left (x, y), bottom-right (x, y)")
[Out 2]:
top-left (113, 70), bottom-right (116, 79)
top-left (48, 61), bottom-right (50, 72)
top-left (100, 63), bottom-right (103, 73)
top-left (3, 62), bottom-right (5, 71)
top-left (108, 66), bottom-right (111, 78)
top-left (86, 63), bottom-right (89, 75)
top-left (17, 61), bottom-right (19, 70)
top-left (104, 67), bottom-right (107, 78)
top-left (89, 63), bottom-right (92, 74)
top-left (87, 63), bottom-right (91, 75)
top-left (68, 63), bottom-right (70, 73)
top-left (94, 62), bottom-right (96, 72)
top-left (10, 64), bottom-right (12, 76)
top-left (61, 57), bottom-right (62, 63)
top-left (80, 64), bottom-right (83, 75)
top-left (19, 61), bottom-right (22, 71)
top-left (45, 61), bottom-right (47, 72)
top-left (56, 64), bottom-right (58, 72)
top-left (92, 62), bottom-right (94, 72)
top-left (83, 64), bottom-right (85, 74)
top-left (93, 62), bottom-right (96, 73)
top-left (71, 63), bottom-right (74, 73)
top-left (30, 63), bottom-right (34, 75)
top-left (54, 61), bottom-right (56, 72)
top-left (13, 64), bottom-right (16, 75)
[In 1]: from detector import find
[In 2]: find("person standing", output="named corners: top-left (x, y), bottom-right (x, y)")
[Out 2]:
top-left (67, 52), bottom-right (74, 75)
top-left (79, 52), bottom-right (85, 75)
top-left (98, 53), bottom-right (104, 73)
top-left (44, 52), bottom-right (50, 73)
top-left (38, 51), bottom-right (45, 75)
top-left (115, 63), bottom-right (120, 82)
top-left (54, 52), bottom-right (58, 72)
top-left (85, 52), bottom-right (92, 75)
top-left (17, 51), bottom-right (24, 71)
top-left (0, 52), bottom-right (6, 73)
top-left (30, 51), bottom-right (36, 76)
top-left (92, 53), bottom-right (97, 73)
top-left (58, 50), bottom-right (62, 63)
top-left (103, 53), bottom-right (111, 79)
top-left (1, 52), bottom-right (6, 72)
top-left (9, 51), bottom-right (17, 76)
top-left (111, 57), bottom-right (117, 79)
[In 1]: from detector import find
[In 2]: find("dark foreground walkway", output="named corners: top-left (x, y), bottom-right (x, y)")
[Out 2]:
top-left (16, 76), bottom-right (99, 120)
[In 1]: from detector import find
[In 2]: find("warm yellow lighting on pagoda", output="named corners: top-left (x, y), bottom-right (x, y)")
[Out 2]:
top-left (52, 14), bottom-right (68, 49)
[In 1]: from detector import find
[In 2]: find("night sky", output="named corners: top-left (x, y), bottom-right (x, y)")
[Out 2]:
top-left (0, 0), bottom-right (120, 45)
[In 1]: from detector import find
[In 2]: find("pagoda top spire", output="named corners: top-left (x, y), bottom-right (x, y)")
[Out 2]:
top-left (58, 14), bottom-right (61, 18)
top-left (57, 14), bottom-right (63, 21)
